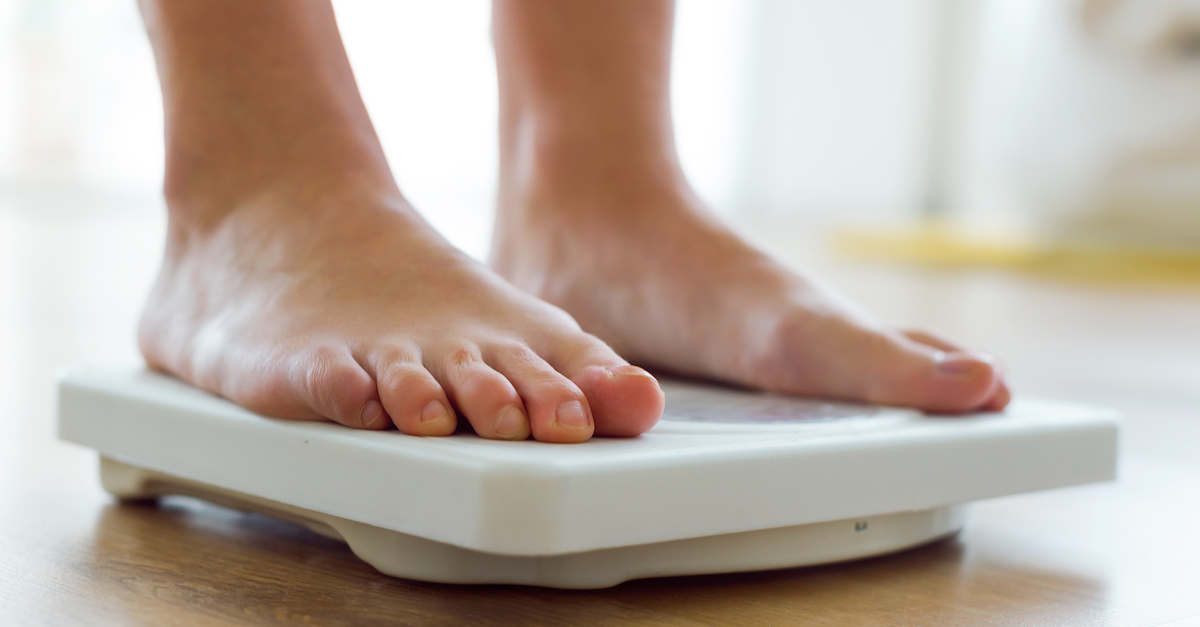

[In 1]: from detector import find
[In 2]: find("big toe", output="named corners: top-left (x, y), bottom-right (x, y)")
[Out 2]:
top-left (865, 340), bottom-right (1003, 413)
top-left (572, 364), bottom-right (666, 437)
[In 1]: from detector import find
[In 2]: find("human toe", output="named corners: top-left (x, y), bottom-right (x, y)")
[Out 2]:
top-left (905, 349), bottom-right (1003, 412)
top-left (814, 321), bottom-right (1001, 413)
top-left (373, 357), bottom-right (457, 436)
top-left (436, 344), bottom-right (531, 440)
top-left (486, 343), bottom-right (595, 443)
top-left (549, 335), bottom-right (664, 437)
top-left (275, 345), bottom-right (388, 429)
top-left (902, 328), bottom-right (1011, 411)
top-left (567, 365), bottom-right (663, 437)
top-left (982, 379), bottom-right (1012, 411)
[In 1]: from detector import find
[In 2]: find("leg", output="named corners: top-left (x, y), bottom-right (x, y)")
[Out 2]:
top-left (136, 0), bottom-right (663, 442)
top-left (491, 0), bottom-right (1008, 412)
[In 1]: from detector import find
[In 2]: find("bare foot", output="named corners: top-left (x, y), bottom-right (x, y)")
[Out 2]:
top-left (490, 0), bottom-right (1007, 413)
top-left (139, 182), bottom-right (664, 442)
top-left (138, 0), bottom-right (661, 443)
top-left (493, 160), bottom-right (1009, 413)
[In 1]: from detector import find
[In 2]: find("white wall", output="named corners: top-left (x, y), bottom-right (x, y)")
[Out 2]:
top-left (0, 0), bottom-right (979, 249)
top-left (0, 0), bottom-right (162, 193)
top-left (736, 0), bottom-right (945, 223)
top-left (335, 0), bottom-right (752, 256)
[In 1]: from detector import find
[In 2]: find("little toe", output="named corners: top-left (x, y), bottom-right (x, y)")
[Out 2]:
top-left (372, 356), bottom-right (457, 436)
top-left (435, 344), bottom-right (531, 440)
top-left (551, 339), bottom-right (665, 437)
top-left (486, 344), bottom-right (594, 443)
top-left (277, 345), bottom-right (387, 429)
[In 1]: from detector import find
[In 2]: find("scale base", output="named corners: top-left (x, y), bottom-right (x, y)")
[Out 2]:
top-left (99, 456), bottom-right (966, 589)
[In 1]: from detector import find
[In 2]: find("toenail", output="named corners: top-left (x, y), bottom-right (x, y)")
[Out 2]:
top-left (555, 400), bottom-right (590, 430)
top-left (360, 400), bottom-right (385, 427)
top-left (936, 356), bottom-right (985, 379)
top-left (494, 405), bottom-right (528, 439)
top-left (420, 400), bottom-right (451, 424)
top-left (608, 365), bottom-right (657, 381)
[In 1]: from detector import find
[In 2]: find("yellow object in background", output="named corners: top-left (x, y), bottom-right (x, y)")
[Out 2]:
top-left (835, 224), bottom-right (1200, 288)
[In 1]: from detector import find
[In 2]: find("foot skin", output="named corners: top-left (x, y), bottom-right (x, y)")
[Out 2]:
top-left (493, 167), bottom-right (1010, 414)
top-left (139, 186), bottom-right (664, 443)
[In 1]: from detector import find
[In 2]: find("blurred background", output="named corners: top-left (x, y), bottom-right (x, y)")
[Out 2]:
top-left (2, 0), bottom-right (1200, 429)
top-left (8, 0), bottom-right (1200, 251)
top-left (4, 0), bottom-right (1171, 243)
top-left (10, 0), bottom-right (1200, 237)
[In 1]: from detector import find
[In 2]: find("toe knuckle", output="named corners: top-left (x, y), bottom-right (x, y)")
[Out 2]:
top-left (301, 351), bottom-right (372, 414)
top-left (373, 343), bottom-right (421, 368)
top-left (557, 331), bottom-right (619, 367)
top-left (495, 339), bottom-right (536, 360)
top-left (376, 363), bottom-right (413, 391)
top-left (499, 342), bottom-right (550, 372)
top-left (470, 371), bottom-right (518, 402)
top-left (302, 358), bottom-right (339, 392)
top-left (442, 343), bottom-right (480, 372)
top-left (571, 331), bottom-right (611, 353)
top-left (379, 363), bottom-right (435, 396)
top-left (546, 379), bottom-right (585, 402)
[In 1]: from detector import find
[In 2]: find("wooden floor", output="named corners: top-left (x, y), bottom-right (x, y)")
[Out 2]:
top-left (2, 202), bottom-right (1199, 626)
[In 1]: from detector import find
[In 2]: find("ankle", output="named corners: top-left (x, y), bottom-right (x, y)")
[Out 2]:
top-left (505, 100), bottom-right (682, 177)
top-left (162, 141), bottom-right (399, 239)
top-left (500, 124), bottom-right (687, 214)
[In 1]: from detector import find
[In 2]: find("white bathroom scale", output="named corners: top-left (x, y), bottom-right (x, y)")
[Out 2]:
top-left (57, 366), bottom-right (1118, 589)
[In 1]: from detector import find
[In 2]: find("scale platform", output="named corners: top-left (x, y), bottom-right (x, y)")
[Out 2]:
top-left (58, 367), bottom-right (1118, 589)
